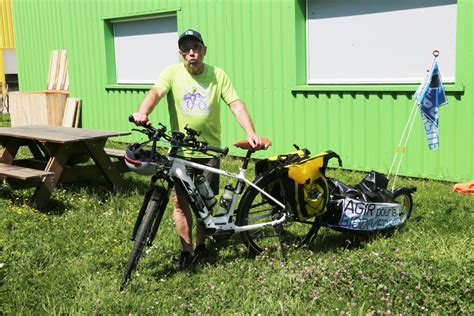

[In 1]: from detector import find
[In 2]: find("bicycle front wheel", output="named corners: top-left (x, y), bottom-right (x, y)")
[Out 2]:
top-left (237, 171), bottom-right (321, 255)
top-left (120, 198), bottom-right (164, 291)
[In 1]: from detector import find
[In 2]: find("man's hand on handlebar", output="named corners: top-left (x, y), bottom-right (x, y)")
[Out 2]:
top-left (131, 112), bottom-right (151, 126)
top-left (128, 115), bottom-right (228, 157)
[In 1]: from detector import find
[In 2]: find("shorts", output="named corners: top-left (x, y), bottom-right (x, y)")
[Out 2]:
top-left (173, 157), bottom-right (220, 196)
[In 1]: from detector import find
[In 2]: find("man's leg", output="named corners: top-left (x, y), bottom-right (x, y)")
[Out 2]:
top-left (172, 192), bottom-right (194, 253)
top-left (172, 191), bottom-right (198, 269)
top-left (173, 191), bottom-right (206, 250)
top-left (172, 157), bottom-right (219, 266)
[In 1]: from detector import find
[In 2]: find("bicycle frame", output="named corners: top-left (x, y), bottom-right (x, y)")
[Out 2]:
top-left (122, 119), bottom-right (288, 291)
top-left (168, 155), bottom-right (287, 233)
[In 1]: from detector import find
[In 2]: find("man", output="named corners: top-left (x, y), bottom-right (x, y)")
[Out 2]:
top-left (132, 29), bottom-right (264, 269)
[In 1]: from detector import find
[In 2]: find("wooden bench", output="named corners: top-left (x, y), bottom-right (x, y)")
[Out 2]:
top-left (103, 148), bottom-right (130, 175)
top-left (0, 162), bottom-right (54, 190)
top-left (0, 162), bottom-right (54, 180)
top-left (104, 148), bottom-right (125, 159)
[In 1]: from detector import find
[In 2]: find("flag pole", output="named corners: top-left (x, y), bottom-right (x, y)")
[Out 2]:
top-left (390, 101), bottom-right (420, 190)
top-left (388, 50), bottom-right (440, 191)
top-left (387, 101), bottom-right (418, 180)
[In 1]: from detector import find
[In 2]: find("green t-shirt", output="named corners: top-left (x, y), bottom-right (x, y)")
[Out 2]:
top-left (154, 63), bottom-right (239, 157)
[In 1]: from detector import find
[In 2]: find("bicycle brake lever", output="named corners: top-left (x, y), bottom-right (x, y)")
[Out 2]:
top-left (158, 123), bottom-right (167, 131)
top-left (183, 124), bottom-right (201, 137)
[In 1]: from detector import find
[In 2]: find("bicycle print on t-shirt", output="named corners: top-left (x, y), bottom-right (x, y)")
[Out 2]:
top-left (180, 85), bottom-right (210, 116)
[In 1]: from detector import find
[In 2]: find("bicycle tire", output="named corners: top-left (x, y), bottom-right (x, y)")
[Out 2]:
top-left (392, 188), bottom-right (413, 224)
top-left (237, 170), bottom-right (322, 255)
top-left (120, 198), bottom-right (163, 291)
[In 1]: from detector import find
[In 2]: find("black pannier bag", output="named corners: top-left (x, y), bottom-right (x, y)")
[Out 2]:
top-left (324, 171), bottom-right (402, 231)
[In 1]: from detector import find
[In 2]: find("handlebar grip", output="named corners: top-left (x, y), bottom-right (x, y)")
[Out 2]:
top-left (128, 114), bottom-right (150, 128)
top-left (207, 145), bottom-right (229, 156)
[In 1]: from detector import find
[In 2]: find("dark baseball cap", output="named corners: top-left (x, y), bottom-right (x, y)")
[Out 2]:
top-left (178, 29), bottom-right (204, 47)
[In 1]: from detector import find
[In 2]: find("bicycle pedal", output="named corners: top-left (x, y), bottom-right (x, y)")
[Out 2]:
top-left (207, 230), bottom-right (234, 242)
top-left (274, 224), bottom-right (285, 235)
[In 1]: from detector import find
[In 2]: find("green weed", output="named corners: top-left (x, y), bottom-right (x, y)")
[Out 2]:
top-left (0, 113), bottom-right (472, 313)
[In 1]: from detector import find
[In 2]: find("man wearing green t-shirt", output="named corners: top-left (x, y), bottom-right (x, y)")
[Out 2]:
top-left (132, 29), bottom-right (265, 269)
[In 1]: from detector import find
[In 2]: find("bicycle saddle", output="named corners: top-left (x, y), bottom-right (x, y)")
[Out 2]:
top-left (233, 138), bottom-right (272, 150)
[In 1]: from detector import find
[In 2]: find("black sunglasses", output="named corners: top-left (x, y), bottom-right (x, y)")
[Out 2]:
top-left (180, 44), bottom-right (204, 53)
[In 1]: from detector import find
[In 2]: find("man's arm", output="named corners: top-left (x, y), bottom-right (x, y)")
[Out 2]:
top-left (132, 86), bottom-right (166, 125)
top-left (229, 100), bottom-right (264, 148)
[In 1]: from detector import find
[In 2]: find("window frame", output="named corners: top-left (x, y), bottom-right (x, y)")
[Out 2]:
top-left (102, 9), bottom-right (181, 90)
top-left (293, 0), bottom-right (464, 93)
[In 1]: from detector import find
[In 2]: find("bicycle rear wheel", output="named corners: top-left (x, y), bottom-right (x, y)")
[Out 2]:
top-left (120, 195), bottom-right (165, 291)
top-left (237, 171), bottom-right (322, 255)
top-left (392, 188), bottom-right (413, 224)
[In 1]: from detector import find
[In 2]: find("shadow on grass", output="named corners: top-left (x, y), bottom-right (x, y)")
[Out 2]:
top-left (0, 174), bottom-right (149, 215)
top-left (44, 176), bottom-right (149, 214)
top-left (305, 223), bottom-right (417, 254)
top-left (58, 174), bottom-right (149, 196)
top-left (123, 224), bottom-right (417, 289)
top-left (306, 231), bottom-right (375, 253)
top-left (145, 236), bottom-right (248, 280)
top-left (0, 183), bottom-right (70, 214)
top-left (144, 227), bottom-right (407, 280)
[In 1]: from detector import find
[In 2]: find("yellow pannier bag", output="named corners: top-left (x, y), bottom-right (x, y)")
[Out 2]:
top-left (256, 149), bottom-right (342, 220)
top-left (255, 148), bottom-right (310, 176)
top-left (285, 153), bottom-right (330, 219)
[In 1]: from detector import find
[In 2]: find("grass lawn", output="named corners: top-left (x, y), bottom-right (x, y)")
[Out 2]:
top-left (0, 113), bottom-right (472, 314)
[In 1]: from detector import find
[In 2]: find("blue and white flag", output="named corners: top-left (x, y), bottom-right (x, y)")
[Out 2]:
top-left (414, 60), bottom-right (448, 150)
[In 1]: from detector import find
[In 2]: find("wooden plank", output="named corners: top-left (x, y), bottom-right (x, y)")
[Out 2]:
top-left (8, 91), bottom-right (36, 127)
top-left (6, 178), bottom-right (44, 190)
top-left (104, 147), bottom-right (125, 158)
top-left (62, 98), bottom-right (78, 127)
top-left (64, 71), bottom-right (69, 91)
top-left (31, 143), bottom-right (69, 208)
top-left (0, 126), bottom-right (130, 143)
top-left (0, 162), bottom-right (54, 180)
top-left (27, 142), bottom-right (48, 160)
top-left (47, 50), bottom-right (59, 91)
top-left (43, 90), bottom-right (69, 95)
top-left (55, 50), bottom-right (67, 90)
top-left (60, 160), bottom-right (129, 183)
top-left (12, 158), bottom-right (48, 170)
top-left (0, 139), bottom-right (21, 164)
top-left (45, 93), bottom-right (67, 126)
top-left (84, 139), bottom-right (123, 187)
top-left (8, 92), bottom-right (67, 127)
top-left (74, 101), bottom-right (81, 127)
top-left (47, 50), bottom-right (69, 92)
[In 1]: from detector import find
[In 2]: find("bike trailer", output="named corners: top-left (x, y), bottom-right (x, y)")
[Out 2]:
top-left (256, 149), bottom-right (342, 220)
top-left (324, 171), bottom-right (416, 232)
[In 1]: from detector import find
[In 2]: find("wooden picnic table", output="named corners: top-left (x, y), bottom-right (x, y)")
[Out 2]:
top-left (0, 125), bottom-right (130, 208)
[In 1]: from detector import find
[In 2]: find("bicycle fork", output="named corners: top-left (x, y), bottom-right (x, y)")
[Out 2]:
top-left (130, 176), bottom-right (170, 246)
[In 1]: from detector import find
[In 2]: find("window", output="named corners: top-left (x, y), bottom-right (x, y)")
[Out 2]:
top-left (2, 49), bottom-right (17, 75)
top-left (104, 12), bottom-right (179, 85)
top-left (306, 0), bottom-right (457, 84)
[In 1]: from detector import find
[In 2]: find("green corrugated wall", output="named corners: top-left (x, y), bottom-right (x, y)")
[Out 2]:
top-left (11, 0), bottom-right (474, 182)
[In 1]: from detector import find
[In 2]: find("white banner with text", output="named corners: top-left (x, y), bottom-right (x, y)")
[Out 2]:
top-left (336, 198), bottom-right (402, 231)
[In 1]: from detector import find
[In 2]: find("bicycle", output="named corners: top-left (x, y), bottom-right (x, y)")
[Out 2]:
top-left (120, 116), bottom-right (325, 291)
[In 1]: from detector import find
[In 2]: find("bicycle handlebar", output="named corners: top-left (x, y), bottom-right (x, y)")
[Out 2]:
top-left (128, 114), bottom-right (228, 157)
top-left (206, 145), bottom-right (229, 156)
